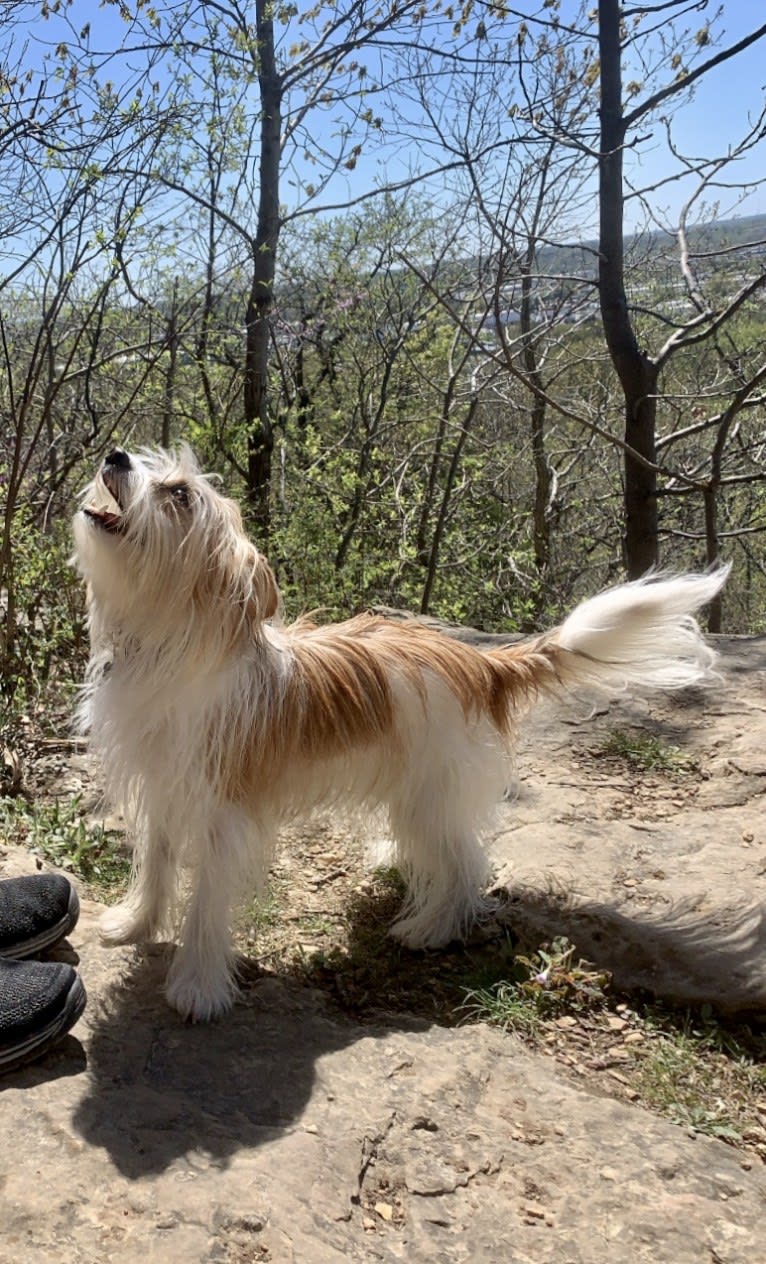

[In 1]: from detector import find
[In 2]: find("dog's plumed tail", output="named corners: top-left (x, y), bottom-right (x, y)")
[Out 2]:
top-left (522, 568), bottom-right (729, 697)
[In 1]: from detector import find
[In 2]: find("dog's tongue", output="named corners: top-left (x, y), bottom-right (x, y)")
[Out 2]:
top-left (84, 507), bottom-right (123, 532)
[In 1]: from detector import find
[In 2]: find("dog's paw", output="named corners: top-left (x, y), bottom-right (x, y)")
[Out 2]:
top-left (99, 903), bottom-right (151, 946)
top-left (389, 904), bottom-right (484, 951)
top-left (164, 964), bottom-right (237, 1023)
top-left (388, 914), bottom-right (450, 951)
top-left (389, 892), bottom-right (496, 951)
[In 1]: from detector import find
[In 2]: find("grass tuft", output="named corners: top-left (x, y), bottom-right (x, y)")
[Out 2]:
top-left (462, 937), bottom-right (610, 1035)
top-left (596, 728), bottom-right (698, 774)
top-left (0, 795), bottom-right (131, 899)
top-left (629, 1006), bottom-right (766, 1144)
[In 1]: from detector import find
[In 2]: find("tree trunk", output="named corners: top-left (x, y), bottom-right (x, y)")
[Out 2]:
top-left (245, 0), bottom-right (283, 541)
top-left (702, 484), bottom-right (723, 632)
top-left (416, 385), bottom-right (453, 565)
top-left (598, 0), bottom-right (659, 578)
top-left (419, 397), bottom-right (478, 614)
top-left (161, 276), bottom-right (179, 448)
top-left (520, 253), bottom-right (553, 586)
top-left (520, 148), bottom-right (554, 589)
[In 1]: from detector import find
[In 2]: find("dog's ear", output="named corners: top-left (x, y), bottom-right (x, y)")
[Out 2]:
top-left (249, 554), bottom-right (279, 622)
top-left (216, 496), bottom-right (280, 625)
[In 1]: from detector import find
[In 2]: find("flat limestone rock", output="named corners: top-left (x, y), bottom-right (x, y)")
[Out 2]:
top-left (1, 634), bottom-right (765, 1261)
top-left (0, 900), bottom-right (764, 1264)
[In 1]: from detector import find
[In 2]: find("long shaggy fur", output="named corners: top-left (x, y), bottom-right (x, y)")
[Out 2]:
top-left (72, 446), bottom-right (728, 1020)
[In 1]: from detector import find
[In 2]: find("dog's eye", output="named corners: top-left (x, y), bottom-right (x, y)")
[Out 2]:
top-left (166, 483), bottom-right (190, 508)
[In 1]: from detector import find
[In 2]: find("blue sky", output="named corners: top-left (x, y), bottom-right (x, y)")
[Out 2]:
top-left (629, 2), bottom-right (766, 225)
top-left (14, 1), bottom-right (766, 238)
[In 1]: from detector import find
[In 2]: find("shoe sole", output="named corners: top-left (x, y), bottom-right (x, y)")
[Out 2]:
top-left (0, 971), bottom-right (87, 1073)
top-left (0, 884), bottom-right (81, 960)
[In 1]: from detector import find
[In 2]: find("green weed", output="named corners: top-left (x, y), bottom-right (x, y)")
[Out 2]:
top-left (597, 728), bottom-right (697, 774)
top-left (629, 1007), bottom-right (766, 1144)
top-left (0, 796), bottom-right (130, 898)
top-left (462, 937), bottom-right (610, 1035)
top-left (243, 886), bottom-right (284, 937)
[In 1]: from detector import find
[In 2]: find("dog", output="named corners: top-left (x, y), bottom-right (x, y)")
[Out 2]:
top-left (73, 446), bottom-right (727, 1021)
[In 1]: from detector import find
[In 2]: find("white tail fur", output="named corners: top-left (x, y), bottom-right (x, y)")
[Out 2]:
top-left (553, 567), bottom-right (729, 693)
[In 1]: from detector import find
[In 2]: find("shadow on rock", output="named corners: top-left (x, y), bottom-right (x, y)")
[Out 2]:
top-left (70, 934), bottom-right (427, 1181)
top-left (0, 1034), bottom-right (88, 1092)
top-left (69, 875), bottom-right (474, 1181)
top-left (70, 866), bottom-right (765, 1180)
top-left (495, 882), bottom-right (766, 1019)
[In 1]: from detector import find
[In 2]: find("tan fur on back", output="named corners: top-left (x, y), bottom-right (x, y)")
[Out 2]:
top-left (284, 614), bottom-right (561, 751)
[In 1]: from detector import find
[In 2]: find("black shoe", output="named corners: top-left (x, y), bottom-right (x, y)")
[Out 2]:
top-left (0, 957), bottom-right (86, 1073)
top-left (0, 873), bottom-right (80, 959)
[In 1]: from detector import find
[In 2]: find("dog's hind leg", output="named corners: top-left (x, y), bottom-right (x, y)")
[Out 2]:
top-left (100, 825), bottom-right (176, 946)
top-left (165, 805), bottom-right (266, 1022)
top-left (385, 719), bottom-right (504, 950)
top-left (387, 823), bottom-right (491, 949)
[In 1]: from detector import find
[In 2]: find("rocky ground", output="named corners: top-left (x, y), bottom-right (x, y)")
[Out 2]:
top-left (1, 631), bottom-right (765, 1262)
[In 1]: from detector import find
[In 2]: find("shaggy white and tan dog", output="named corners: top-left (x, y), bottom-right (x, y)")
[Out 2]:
top-left (73, 446), bottom-right (727, 1021)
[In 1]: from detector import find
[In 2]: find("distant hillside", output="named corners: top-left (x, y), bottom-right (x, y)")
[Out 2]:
top-left (536, 212), bottom-right (766, 276)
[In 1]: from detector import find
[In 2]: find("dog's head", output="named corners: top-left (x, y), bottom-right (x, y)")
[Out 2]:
top-left (73, 446), bottom-right (279, 650)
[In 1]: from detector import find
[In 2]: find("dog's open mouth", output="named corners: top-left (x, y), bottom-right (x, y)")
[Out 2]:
top-left (83, 472), bottom-right (126, 534)
top-left (83, 507), bottom-right (123, 533)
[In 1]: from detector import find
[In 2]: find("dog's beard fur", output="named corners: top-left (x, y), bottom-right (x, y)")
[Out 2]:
top-left (73, 446), bottom-right (728, 1021)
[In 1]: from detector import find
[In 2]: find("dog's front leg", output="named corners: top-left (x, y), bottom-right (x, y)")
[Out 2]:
top-left (164, 806), bottom-right (256, 1022)
top-left (100, 826), bottom-right (176, 946)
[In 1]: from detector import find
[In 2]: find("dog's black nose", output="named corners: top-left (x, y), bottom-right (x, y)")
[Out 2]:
top-left (104, 449), bottom-right (131, 470)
